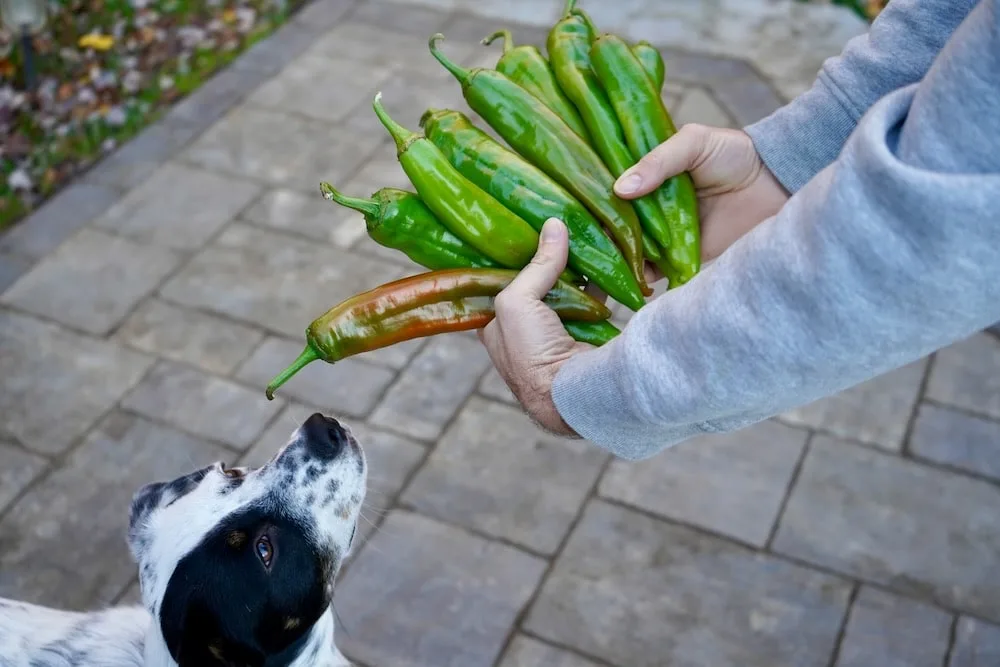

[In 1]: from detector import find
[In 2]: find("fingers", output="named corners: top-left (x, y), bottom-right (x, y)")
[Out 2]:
top-left (614, 124), bottom-right (709, 199)
top-left (498, 218), bottom-right (570, 306)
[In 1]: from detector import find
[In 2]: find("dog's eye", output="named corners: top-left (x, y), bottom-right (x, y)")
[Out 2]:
top-left (256, 535), bottom-right (273, 567)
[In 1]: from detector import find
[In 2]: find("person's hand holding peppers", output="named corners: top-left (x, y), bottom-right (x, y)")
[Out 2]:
top-left (479, 218), bottom-right (588, 437)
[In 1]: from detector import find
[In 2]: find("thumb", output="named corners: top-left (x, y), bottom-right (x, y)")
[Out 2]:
top-left (614, 124), bottom-right (709, 199)
top-left (502, 218), bottom-right (570, 302)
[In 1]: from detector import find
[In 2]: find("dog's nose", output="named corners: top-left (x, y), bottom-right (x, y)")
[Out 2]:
top-left (301, 412), bottom-right (346, 460)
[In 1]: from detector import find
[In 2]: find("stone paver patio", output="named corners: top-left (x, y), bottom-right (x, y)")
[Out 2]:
top-left (3, 0), bottom-right (1000, 665)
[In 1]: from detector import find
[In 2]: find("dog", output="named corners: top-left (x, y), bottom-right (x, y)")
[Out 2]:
top-left (0, 411), bottom-right (367, 667)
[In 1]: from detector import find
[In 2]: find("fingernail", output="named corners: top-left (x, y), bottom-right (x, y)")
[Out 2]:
top-left (616, 171), bottom-right (642, 194)
top-left (541, 218), bottom-right (562, 243)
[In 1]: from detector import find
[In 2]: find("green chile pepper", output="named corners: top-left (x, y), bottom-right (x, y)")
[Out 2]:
top-left (590, 33), bottom-right (701, 283)
top-left (564, 319), bottom-right (621, 346)
top-left (319, 182), bottom-right (502, 271)
top-left (419, 108), bottom-right (646, 311)
top-left (428, 33), bottom-right (650, 297)
top-left (481, 29), bottom-right (591, 142)
top-left (632, 40), bottom-right (665, 90)
top-left (371, 91), bottom-right (578, 284)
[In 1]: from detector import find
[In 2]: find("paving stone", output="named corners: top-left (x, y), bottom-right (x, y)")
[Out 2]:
top-left (909, 404), bottom-right (1000, 482)
top-left (116, 579), bottom-right (142, 606)
top-left (1, 228), bottom-right (181, 336)
top-left (927, 333), bottom-right (1000, 420)
top-left (369, 333), bottom-right (491, 441)
top-left (0, 441), bottom-right (47, 514)
top-left (0, 250), bottom-right (31, 294)
top-left (498, 636), bottom-right (603, 667)
top-left (443, 13), bottom-right (549, 48)
top-left (835, 587), bottom-right (951, 667)
top-left (121, 360), bottom-right (285, 451)
top-left (477, 366), bottom-right (516, 405)
top-left (116, 298), bottom-right (264, 375)
top-left (159, 223), bottom-right (405, 338)
top-left (335, 510), bottom-right (547, 667)
top-left (712, 75), bottom-right (784, 126)
top-left (950, 617), bottom-right (1000, 667)
top-left (242, 187), bottom-right (366, 247)
top-left (402, 397), bottom-right (607, 554)
top-left (94, 162), bottom-right (259, 250)
top-left (0, 311), bottom-right (154, 455)
top-left (0, 411), bottom-right (229, 610)
top-left (351, 0), bottom-right (452, 36)
top-left (672, 87), bottom-right (735, 129)
top-left (773, 437), bottom-right (1000, 622)
top-left (83, 118), bottom-right (202, 190)
top-left (525, 500), bottom-right (851, 667)
top-left (235, 337), bottom-right (396, 418)
top-left (0, 182), bottom-right (121, 260)
top-left (290, 0), bottom-right (358, 35)
top-left (346, 150), bottom-right (412, 194)
top-left (660, 48), bottom-right (759, 87)
top-left (168, 62), bottom-right (273, 125)
top-left (250, 55), bottom-right (390, 124)
top-left (779, 359), bottom-right (928, 451)
top-left (599, 419), bottom-right (808, 547)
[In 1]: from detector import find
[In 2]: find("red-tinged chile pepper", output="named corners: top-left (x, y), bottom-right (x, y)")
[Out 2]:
top-left (320, 182), bottom-right (503, 271)
top-left (632, 40), bottom-right (665, 91)
top-left (419, 107), bottom-right (646, 311)
top-left (481, 29), bottom-right (591, 142)
top-left (590, 33), bottom-right (701, 283)
top-left (564, 319), bottom-right (621, 346)
top-left (264, 268), bottom-right (612, 399)
top-left (545, 4), bottom-right (676, 281)
top-left (427, 33), bottom-right (650, 297)
top-left (370, 92), bottom-right (579, 285)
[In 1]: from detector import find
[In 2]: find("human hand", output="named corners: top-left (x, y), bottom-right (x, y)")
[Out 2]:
top-left (615, 124), bottom-right (790, 278)
top-left (478, 218), bottom-right (592, 437)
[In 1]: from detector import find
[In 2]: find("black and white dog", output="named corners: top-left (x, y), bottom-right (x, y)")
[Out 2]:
top-left (0, 412), bottom-right (366, 667)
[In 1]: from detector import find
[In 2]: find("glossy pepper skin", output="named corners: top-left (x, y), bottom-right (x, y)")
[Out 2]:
top-left (419, 108), bottom-right (646, 312)
top-left (546, 4), bottom-right (675, 281)
top-left (564, 319), bottom-right (621, 346)
top-left (632, 40), bottom-right (665, 91)
top-left (481, 29), bottom-right (591, 142)
top-left (370, 92), bottom-right (577, 284)
top-left (428, 33), bottom-right (650, 297)
top-left (264, 268), bottom-right (612, 399)
top-left (590, 33), bottom-right (701, 283)
top-left (319, 182), bottom-right (502, 271)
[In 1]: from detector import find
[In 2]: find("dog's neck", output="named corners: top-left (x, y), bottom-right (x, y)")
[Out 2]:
top-left (141, 607), bottom-right (348, 667)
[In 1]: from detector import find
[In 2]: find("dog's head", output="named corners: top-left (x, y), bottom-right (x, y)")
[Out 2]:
top-left (126, 412), bottom-right (366, 666)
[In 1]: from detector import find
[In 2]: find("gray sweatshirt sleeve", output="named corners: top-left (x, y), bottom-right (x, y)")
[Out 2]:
top-left (550, 0), bottom-right (1000, 460)
top-left (745, 0), bottom-right (978, 193)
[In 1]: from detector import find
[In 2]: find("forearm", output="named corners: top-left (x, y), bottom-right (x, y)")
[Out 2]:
top-left (746, 0), bottom-right (977, 193)
top-left (552, 0), bottom-right (1000, 460)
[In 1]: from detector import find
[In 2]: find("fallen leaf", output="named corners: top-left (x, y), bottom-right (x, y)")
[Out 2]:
top-left (78, 33), bottom-right (115, 51)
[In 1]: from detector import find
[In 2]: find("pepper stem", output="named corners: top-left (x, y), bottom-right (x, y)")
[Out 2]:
top-left (570, 8), bottom-right (599, 35)
top-left (372, 91), bottom-right (416, 153)
top-left (481, 29), bottom-right (514, 54)
top-left (265, 345), bottom-right (320, 400)
top-left (320, 182), bottom-right (380, 219)
top-left (418, 107), bottom-right (440, 129)
top-left (562, 0), bottom-right (578, 16)
top-left (428, 33), bottom-right (470, 85)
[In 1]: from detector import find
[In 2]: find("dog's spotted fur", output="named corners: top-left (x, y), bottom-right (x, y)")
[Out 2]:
top-left (0, 412), bottom-right (366, 667)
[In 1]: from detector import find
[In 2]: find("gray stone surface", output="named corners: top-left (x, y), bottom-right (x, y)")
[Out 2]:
top-left (94, 162), bottom-right (260, 250)
top-left (950, 617), bottom-right (1000, 667)
top-left (779, 360), bottom-right (928, 451)
top-left (0, 411), bottom-right (228, 610)
top-left (235, 336), bottom-right (396, 418)
top-left (0, 311), bottom-right (154, 455)
top-left (159, 223), bottom-right (405, 338)
top-left (370, 334), bottom-right (491, 441)
top-left (526, 500), bottom-right (851, 667)
top-left (168, 63), bottom-right (274, 125)
top-left (909, 403), bottom-right (1000, 481)
top-left (1, 228), bottom-right (181, 336)
top-left (83, 118), bottom-right (202, 191)
top-left (116, 298), bottom-right (264, 375)
top-left (477, 366), bottom-right (516, 405)
top-left (403, 397), bottom-right (607, 554)
top-left (121, 360), bottom-right (285, 451)
top-left (774, 437), bottom-right (1000, 621)
top-left (835, 587), bottom-right (952, 667)
top-left (673, 87), bottom-right (735, 129)
top-left (0, 441), bottom-right (47, 514)
top-left (498, 636), bottom-right (603, 667)
top-left (242, 187), bottom-right (367, 247)
top-left (927, 334), bottom-right (1000, 420)
top-left (335, 510), bottom-right (547, 667)
top-left (599, 420), bottom-right (808, 547)
top-left (0, 250), bottom-right (31, 294)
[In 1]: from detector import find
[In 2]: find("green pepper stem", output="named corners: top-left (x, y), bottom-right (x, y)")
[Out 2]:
top-left (372, 91), bottom-right (416, 153)
top-left (319, 182), bottom-right (379, 219)
top-left (562, 0), bottom-right (577, 15)
top-left (265, 345), bottom-right (320, 400)
top-left (570, 8), bottom-right (599, 35)
top-left (429, 33), bottom-right (470, 86)
top-left (418, 107), bottom-right (441, 129)
top-left (482, 29), bottom-right (514, 54)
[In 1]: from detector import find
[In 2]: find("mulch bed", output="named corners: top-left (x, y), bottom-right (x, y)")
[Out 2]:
top-left (0, 0), bottom-right (304, 230)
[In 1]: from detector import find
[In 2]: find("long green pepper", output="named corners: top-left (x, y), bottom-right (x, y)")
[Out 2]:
top-left (632, 40), bottom-right (665, 91)
top-left (590, 33), bottom-right (701, 283)
top-left (419, 108), bottom-right (645, 311)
